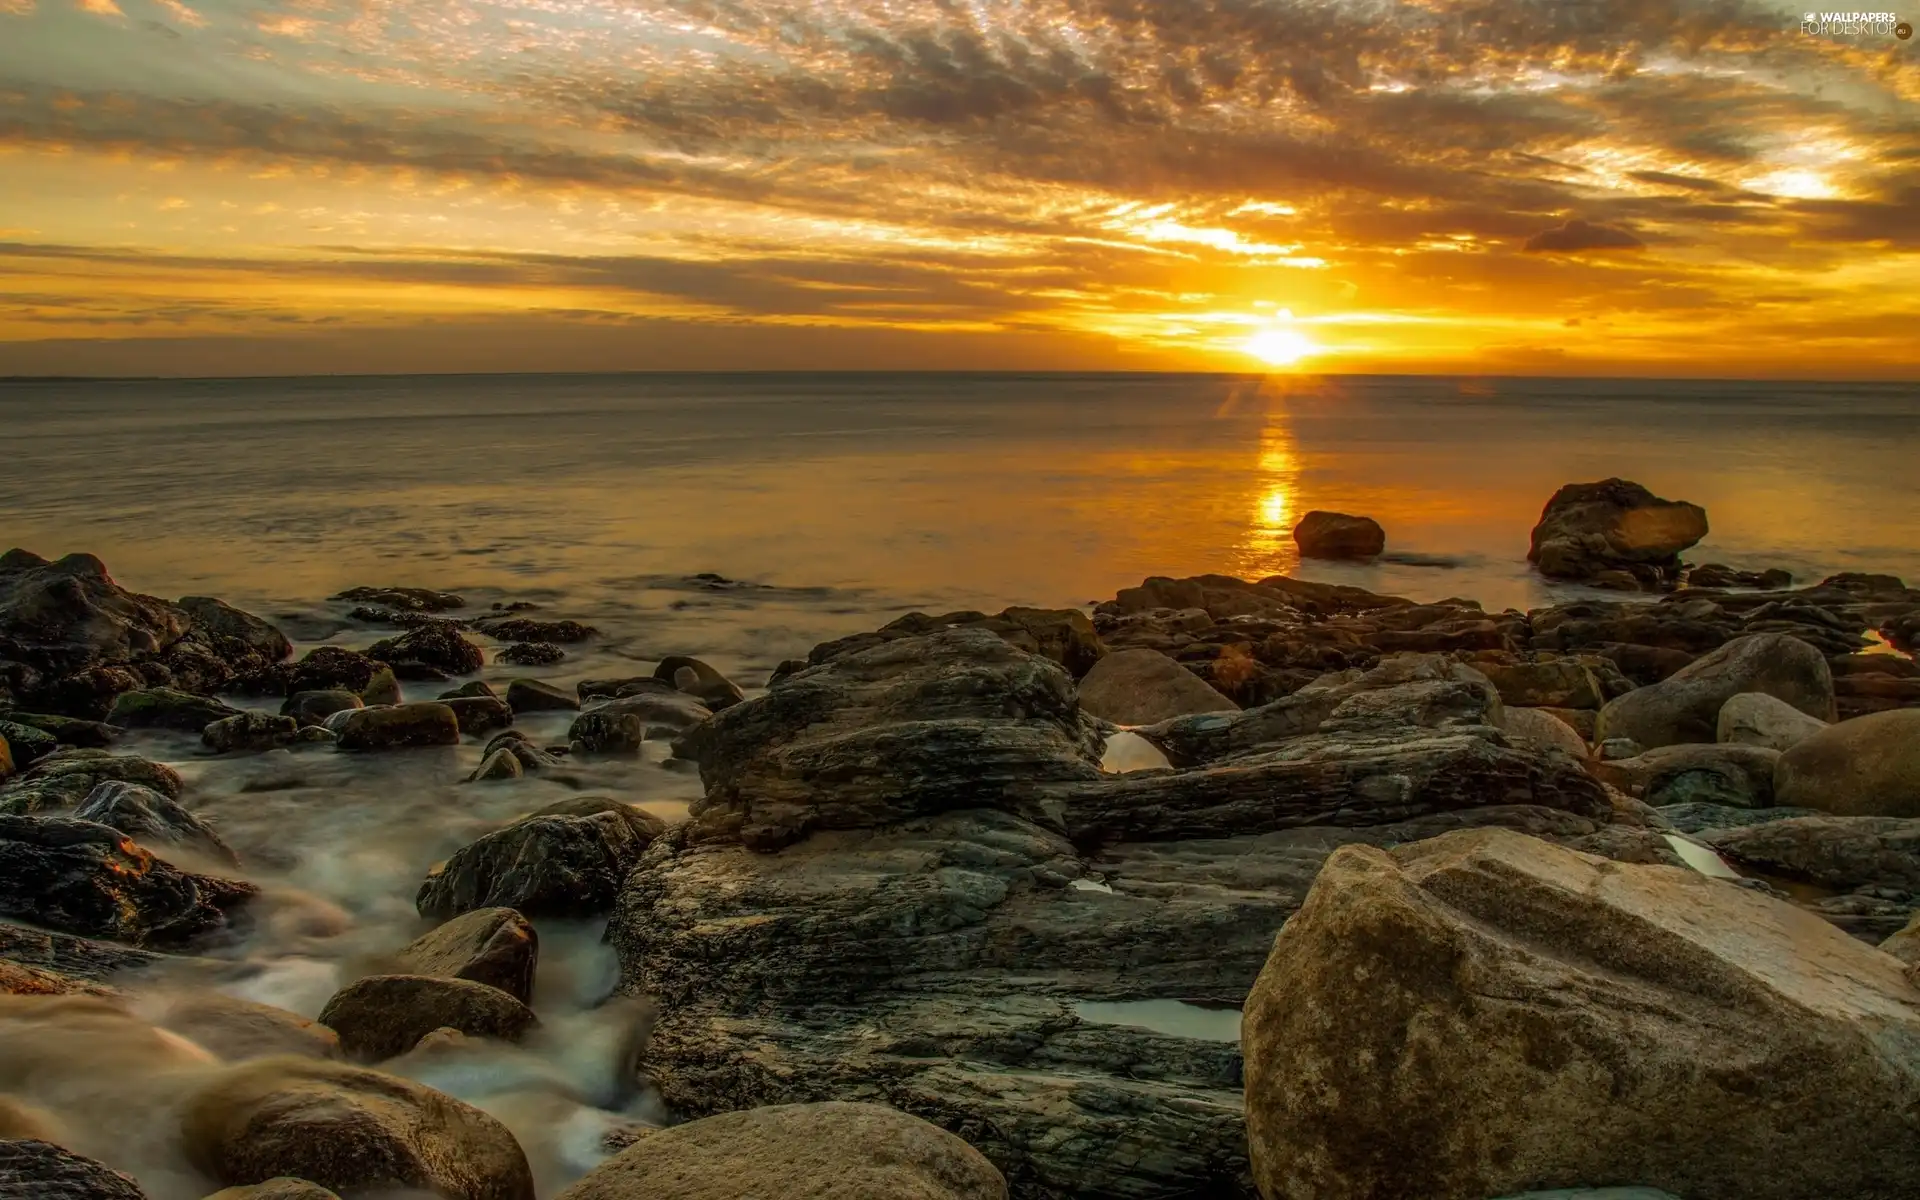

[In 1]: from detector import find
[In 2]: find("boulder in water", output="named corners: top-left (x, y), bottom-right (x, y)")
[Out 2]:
top-left (1291, 510), bottom-right (1386, 560)
top-left (1076, 647), bottom-right (1240, 726)
top-left (652, 656), bottom-right (745, 711)
top-left (0, 1139), bottom-right (150, 1199)
top-left (1595, 633), bottom-right (1834, 749)
top-left (329, 586), bottom-right (464, 613)
top-left (73, 779), bottom-right (237, 865)
top-left (0, 750), bottom-right (183, 815)
top-left (1526, 479), bottom-right (1707, 585)
top-left (317, 975), bottom-right (537, 1062)
top-left (496, 642), bottom-right (563, 667)
top-left (204, 1180), bottom-right (343, 1200)
top-left (279, 690), bottom-right (363, 728)
top-left (285, 648), bottom-right (386, 698)
top-left (104, 687), bottom-right (243, 733)
top-left (203, 712), bottom-right (305, 754)
top-left (366, 625), bottom-right (484, 678)
top-left (417, 798), bottom-right (667, 920)
top-left (473, 616), bottom-right (595, 644)
top-left (335, 704), bottom-right (461, 752)
top-left (442, 696), bottom-right (513, 737)
top-left (148, 992), bottom-right (342, 1062)
top-left (503, 679), bottom-right (577, 714)
top-left (1775, 709), bottom-right (1920, 818)
top-left (568, 710), bottom-right (643, 755)
top-left (393, 907), bottom-right (538, 1004)
top-left (0, 814), bottom-right (252, 946)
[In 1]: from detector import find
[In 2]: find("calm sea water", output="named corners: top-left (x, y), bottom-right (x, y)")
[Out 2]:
top-left (4, 371), bottom-right (1918, 681)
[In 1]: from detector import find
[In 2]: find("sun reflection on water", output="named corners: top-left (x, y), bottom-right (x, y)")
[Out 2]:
top-left (1230, 404), bottom-right (1303, 579)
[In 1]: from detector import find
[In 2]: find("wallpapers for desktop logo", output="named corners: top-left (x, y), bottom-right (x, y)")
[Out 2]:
top-left (1801, 10), bottom-right (1912, 36)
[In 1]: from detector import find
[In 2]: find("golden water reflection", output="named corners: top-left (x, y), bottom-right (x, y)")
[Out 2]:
top-left (1231, 409), bottom-right (1303, 580)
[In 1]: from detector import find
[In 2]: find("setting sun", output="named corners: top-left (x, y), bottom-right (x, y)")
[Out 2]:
top-left (1243, 327), bottom-right (1318, 367)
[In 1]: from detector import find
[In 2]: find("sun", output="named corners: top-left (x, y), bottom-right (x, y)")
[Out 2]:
top-left (1243, 326), bottom-right (1317, 367)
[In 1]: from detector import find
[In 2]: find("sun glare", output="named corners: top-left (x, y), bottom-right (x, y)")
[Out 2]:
top-left (1243, 326), bottom-right (1317, 367)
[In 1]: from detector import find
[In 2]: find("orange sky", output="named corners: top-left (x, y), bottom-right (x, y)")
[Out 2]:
top-left (1, 0), bottom-right (1917, 377)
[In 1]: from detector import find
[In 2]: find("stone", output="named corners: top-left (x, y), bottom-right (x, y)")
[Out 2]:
top-left (1595, 633), bottom-right (1834, 749)
top-left (1291, 510), bottom-right (1386, 560)
top-left (1240, 828), bottom-right (1920, 1200)
top-left (808, 608), bottom-right (1107, 680)
top-left (203, 1181), bottom-right (342, 1200)
top-left (329, 586), bottom-right (465, 612)
top-left (0, 751), bottom-right (183, 815)
top-left (1716, 691), bottom-right (1828, 752)
top-left (0, 921), bottom-right (164, 980)
top-left (0, 712), bottom-right (118, 749)
top-left (1593, 744), bottom-right (1781, 809)
top-left (284, 648), bottom-right (385, 698)
top-left (1076, 648), bottom-right (1241, 726)
top-left (442, 696), bottom-right (514, 737)
top-left (392, 907), bottom-right (538, 1004)
top-left (104, 688), bottom-right (242, 733)
top-left (1882, 911), bottom-right (1920, 971)
top-left (1526, 478), bottom-right (1708, 583)
top-left (503, 679), bottom-right (577, 714)
top-left (1500, 707), bottom-right (1588, 758)
top-left (0, 549), bottom-right (183, 673)
top-left (472, 616), bottom-right (595, 644)
top-left (576, 677), bottom-right (679, 703)
top-left (465, 748), bottom-right (524, 783)
top-left (1474, 659), bottom-right (1607, 710)
top-left (366, 625), bottom-right (484, 678)
top-left (279, 691), bottom-right (362, 728)
top-left (652, 656), bottom-right (746, 711)
top-left (496, 642), bottom-right (563, 667)
top-left (0, 814), bottom-right (252, 946)
top-left (334, 704), bottom-right (461, 752)
top-left (551, 1102), bottom-right (1007, 1200)
top-left (181, 1056), bottom-right (534, 1200)
top-left (177, 596), bottom-right (293, 666)
top-left (148, 992), bottom-right (342, 1062)
top-left (1701, 814), bottom-right (1920, 897)
top-left (317, 975), bottom-right (537, 1062)
top-left (0, 722), bottom-right (57, 769)
top-left (582, 692), bottom-right (709, 739)
top-left (0, 1139), bottom-right (149, 1199)
top-left (0, 734), bottom-right (10, 783)
top-left (202, 712), bottom-right (304, 755)
top-left (1775, 709), bottom-right (1920, 817)
top-left (439, 681), bottom-right (498, 700)
top-left (568, 710), bottom-right (644, 755)
top-left (73, 780), bottom-right (237, 865)
top-left (417, 798), bottom-right (668, 920)
top-left (1687, 563), bottom-right (1792, 590)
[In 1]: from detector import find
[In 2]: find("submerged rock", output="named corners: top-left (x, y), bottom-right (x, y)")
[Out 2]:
top-left (0, 751), bottom-right (184, 815)
top-left (392, 907), bottom-right (538, 1004)
top-left (1291, 510), bottom-right (1385, 560)
top-left (0, 1139), bottom-right (150, 1199)
top-left (652, 656), bottom-right (746, 711)
top-left (181, 1056), bottom-right (534, 1200)
top-left (503, 679), bottom-right (577, 714)
top-left (472, 616), bottom-right (595, 644)
top-left (280, 690), bottom-right (363, 729)
top-left (148, 992), bottom-right (342, 1063)
top-left (1240, 828), bottom-right (1920, 1200)
top-left (203, 712), bottom-right (306, 755)
top-left (1775, 709), bottom-right (1920, 818)
top-left (552, 1102), bottom-right (1007, 1200)
top-left (0, 814), bottom-right (252, 946)
top-left (330, 586), bottom-right (465, 613)
top-left (1594, 633), bottom-right (1834, 749)
top-left (73, 780), bottom-right (237, 866)
top-left (496, 642), bottom-right (563, 667)
top-left (104, 687), bottom-right (242, 733)
top-left (1075, 647), bottom-right (1239, 726)
top-left (418, 798), bottom-right (668, 920)
top-left (335, 704), bottom-right (461, 753)
top-left (317, 975), bottom-right (537, 1063)
top-left (366, 625), bottom-right (484, 678)
top-left (1526, 478), bottom-right (1707, 585)
top-left (442, 696), bottom-right (513, 737)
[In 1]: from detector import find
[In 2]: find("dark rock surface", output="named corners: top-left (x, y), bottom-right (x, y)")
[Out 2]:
top-left (419, 797), bottom-right (668, 920)
top-left (365, 625), bottom-right (484, 678)
top-left (0, 1139), bottom-right (150, 1199)
top-left (1291, 510), bottom-right (1386, 560)
top-left (1526, 478), bottom-right (1708, 586)
top-left (203, 712), bottom-right (309, 754)
top-left (472, 616), bottom-right (596, 644)
top-left (503, 680), bottom-right (577, 714)
top-left (442, 696), bottom-right (513, 737)
top-left (335, 704), bottom-right (461, 752)
top-left (806, 608), bottom-right (1106, 679)
top-left (0, 814), bottom-right (252, 946)
top-left (329, 586), bottom-right (465, 612)
top-left (391, 907), bottom-right (539, 1004)
top-left (318, 974), bottom-right (537, 1062)
top-left (280, 690), bottom-right (363, 728)
top-left (0, 751), bottom-right (184, 816)
top-left (496, 642), bottom-right (564, 667)
top-left (103, 688), bottom-right (242, 733)
top-left (651, 655), bottom-right (747, 711)
top-left (72, 779), bottom-right (237, 865)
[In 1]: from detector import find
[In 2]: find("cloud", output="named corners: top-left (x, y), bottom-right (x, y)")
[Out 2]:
top-left (1523, 219), bottom-right (1648, 254)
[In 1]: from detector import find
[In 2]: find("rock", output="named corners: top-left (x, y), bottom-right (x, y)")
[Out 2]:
top-left (1526, 478), bottom-right (1708, 584)
top-left (568, 710), bottom-right (643, 755)
top-left (203, 1181), bottom-right (342, 1200)
top-left (442, 696), bottom-right (513, 737)
top-left (1535, 706), bottom-right (1596, 740)
top-left (0, 814), bottom-right (252, 946)
top-left (1490, 1192), bottom-right (1682, 1200)
top-left (335, 704), bottom-right (461, 753)
top-left (0, 751), bottom-right (183, 815)
top-left (1882, 911), bottom-right (1920, 971)
top-left (0, 921), bottom-right (164, 980)
top-left (439, 681), bottom-right (498, 700)
top-left (417, 798), bottom-right (668, 920)
top-left (1291, 510), bottom-right (1385, 560)
top-left (1655, 802), bottom-right (1823, 835)
top-left (1701, 815), bottom-right (1920, 898)
top-left (392, 908), bottom-right (538, 1004)
top-left (317, 975), bottom-right (536, 1062)
top-left (279, 691), bottom-right (362, 728)
top-left (1775, 709), bottom-right (1920, 817)
top-left (503, 679), bottom-right (577, 714)
top-left (1593, 743), bottom-right (1781, 809)
top-left (496, 642), bottom-right (563, 667)
top-left (1240, 828), bottom-right (1920, 1200)
top-left (583, 692), bottom-right (710, 739)
top-left (0, 1139), bottom-right (149, 1199)
top-left (465, 748), bottom-right (524, 783)
top-left (808, 608), bottom-right (1107, 680)
top-left (0, 548), bottom-right (183, 672)
top-left (149, 992), bottom-right (342, 1062)
top-left (576, 677), bottom-right (679, 703)
top-left (479, 732), bottom-right (563, 775)
top-left (1687, 563), bottom-right (1792, 590)
top-left (1716, 691), bottom-right (1828, 752)
top-left (551, 1102), bottom-right (1007, 1200)
top-left (181, 1056), bottom-right (535, 1200)
top-left (285, 648), bottom-right (385, 698)
top-left (652, 656), bottom-right (746, 711)
top-left (329, 586), bottom-right (465, 613)
top-left (1474, 659), bottom-right (1607, 710)
top-left (0, 713), bottom-right (119, 749)
top-left (0, 722), bottom-right (57, 769)
top-left (177, 596), bottom-right (293, 664)
top-left (0, 734), bottom-right (10, 783)
top-left (1075, 648), bottom-right (1240, 726)
top-left (366, 625), bottom-right (483, 678)
top-left (472, 617), bottom-right (595, 644)
top-left (202, 712), bottom-right (304, 754)
top-left (1500, 707), bottom-right (1588, 757)
top-left (1595, 633), bottom-right (1834, 749)
top-left (73, 780), bottom-right (237, 865)
top-left (104, 688), bottom-right (242, 733)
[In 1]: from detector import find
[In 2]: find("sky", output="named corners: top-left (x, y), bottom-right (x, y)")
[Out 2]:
top-left (0, 0), bottom-right (1916, 378)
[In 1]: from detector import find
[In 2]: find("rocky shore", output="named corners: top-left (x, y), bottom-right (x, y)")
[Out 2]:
top-left (1, 477), bottom-right (1918, 1200)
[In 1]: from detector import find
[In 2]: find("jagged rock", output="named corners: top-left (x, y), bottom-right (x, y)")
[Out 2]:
top-left (417, 798), bottom-right (668, 920)
top-left (568, 711), bottom-right (643, 755)
top-left (177, 596), bottom-right (293, 666)
top-left (0, 921), bottom-right (163, 980)
top-left (1291, 511), bottom-right (1385, 560)
top-left (285, 649), bottom-right (385, 698)
top-left (203, 712), bottom-right (305, 755)
top-left (1592, 744), bottom-right (1780, 809)
top-left (0, 549), bottom-right (186, 678)
top-left (1775, 709), bottom-right (1920, 818)
top-left (551, 1102), bottom-right (1007, 1200)
top-left (392, 908), bottom-right (538, 1004)
top-left (149, 992), bottom-right (341, 1062)
top-left (335, 704), bottom-right (460, 753)
top-left (503, 679), bottom-right (577, 714)
top-left (472, 617), bottom-right (595, 644)
top-left (1500, 707), bottom-right (1589, 757)
top-left (0, 751), bottom-right (183, 815)
top-left (496, 643), bottom-right (563, 667)
top-left (442, 696), bottom-right (513, 737)
top-left (809, 608), bottom-right (1107, 679)
top-left (317, 975), bottom-right (536, 1062)
top-left (1701, 815), bottom-right (1920, 897)
top-left (1716, 691), bottom-right (1828, 751)
top-left (329, 586), bottom-right (465, 613)
top-left (0, 1139), bottom-right (150, 1199)
top-left (1241, 828), bottom-right (1920, 1200)
top-left (1526, 478), bottom-right (1707, 585)
top-left (652, 656), bottom-right (746, 711)
top-left (280, 691), bottom-right (362, 728)
top-left (104, 688), bottom-right (242, 733)
top-left (479, 732), bottom-right (563, 774)
top-left (0, 713), bottom-right (119, 749)
top-left (1474, 659), bottom-right (1609, 709)
top-left (1687, 563), bottom-right (1792, 590)
top-left (181, 1056), bottom-right (534, 1200)
top-left (1595, 633), bottom-right (1834, 749)
top-left (0, 814), bottom-right (252, 945)
top-left (1075, 648), bottom-right (1239, 726)
top-left (73, 780), bottom-right (237, 865)
top-left (366, 625), bottom-right (483, 678)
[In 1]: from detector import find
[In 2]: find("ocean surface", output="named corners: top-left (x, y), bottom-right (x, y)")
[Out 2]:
top-left (3, 371), bottom-right (1919, 1198)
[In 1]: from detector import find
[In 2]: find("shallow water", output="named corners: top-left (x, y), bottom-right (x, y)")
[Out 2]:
top-left (1075, 998), bottom-right (1245, 1043)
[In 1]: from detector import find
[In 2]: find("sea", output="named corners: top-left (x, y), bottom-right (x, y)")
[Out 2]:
top-left (1, 371), bottom-right (1917, 1198)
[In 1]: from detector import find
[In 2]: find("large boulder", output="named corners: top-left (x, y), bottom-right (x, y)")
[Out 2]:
top-left (1701, 814), bottom-right (1920, 897)
top-left (1595, 633), bottom-right (1833, 749)
top-left (552, 1101), bottom-right (1007, 1200)
top-left (181, 1056), bottom-right (534, 1200)
top-left (651, 656), bottom-right (746, 711)
top-left (203, 712), bottom-right (311, 754)
top-left (0, 751), bottom-right (183, 815)
top-left (335, 704), bottom-right (460, 752)
top-left (417, 798), bottom-right (668, 920)
top-left (1591, 743), bottom-right (1780, 809)
top-left (0, 814), bottom-right (252, 945)
top-left (72, 780), bottom-right (237, 865)
top-left (503, 679), bottom-right (577, 714)
top-left (391, 907), bottom-right (539, 1004)
top-left (1775, 709), bottom-right (1920, 817)
top-left (285, 649), bottom-right (386, 699)
top-left (176, 596), bottom-right (293, 667)
top-left (317, 975), bottom-right (536, 1062)
top-left (1291, 511), bottom-right (1385, 560)
top-left (1716, 691), bottom-right (1828, 752)
top-left (0, 1139), bottom-right (149, 1199)
top-left (1499, 707), bottom-right (1589, 758)
top-left (1075, 648), bottom-right (1240, 726)
top-left (0, 550), bottom-right (185, 680)
top-left (442, 696), bottom-right (513, 737)
top-left (1241, 828), bottom-right (1920, 1200)
top-left (807, 608), bottom-right (1107, 680)
top-left (104, 688), bottom-right (242, 733)
top-left (366, 625), bottom-right (484, 678)
top-left (1474, 659), bottom-right (1609, 710)
top-left (1526, 479), bottom-right (1708, 584)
